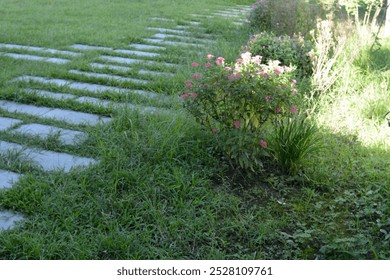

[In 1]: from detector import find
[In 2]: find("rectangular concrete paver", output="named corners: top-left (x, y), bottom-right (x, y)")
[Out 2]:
top-left (147, 27), bottom-right (191, 35)
top-left (89, 63), bottom-right (132, 72)
top-left (44, 109), bottom-right (111, 125)
top-left (100, 55), bottom-right (178, 68)
top-left (15, 75), bottom-right (128, 94)
top-left (0, 100), bottom-right (53, 116)
top-left (89, 63), bottom-right (173, 77)
top-left (0, 43), bottom-right (80, 57)
top-left (12, 123), bottom-right (87, 145)
top-left (71, 44), bottom-right (160, 57)
top-left (69, 70), bottom-right (149, 85)
top-left (129, 44), bottom-right (166, 51)
top-left (0, 100), bottom-right (111, 125)
top-left (113, 49), bottom-right (160, 58)
top-left (0, 52), bottom-right (70, 64)
top-left (25, 88), bottom-right (76, 100)
top-left (22, 86), bottom-right (160, 103)
top-left (0, 117), bottom-right (23, 131)
top-left (0, 169), bottom-right (22, 189)
top-left (144, 38), bottom-right (204, 48)
top-left (0, 140), bottom-right (99, 172)
top-left (152, 33), bottom-right (213, 43)
top-left (70, 44), bottom-right (112, 51)
top-left (0, 210), bottom-right (24, 231)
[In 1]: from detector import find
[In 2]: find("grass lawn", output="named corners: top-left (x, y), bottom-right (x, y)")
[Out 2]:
top-left (0, 0), bottom-right (389, 260)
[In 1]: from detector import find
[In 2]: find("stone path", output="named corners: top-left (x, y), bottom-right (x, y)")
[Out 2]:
top-left (0, 5), bottom-right (250, 231)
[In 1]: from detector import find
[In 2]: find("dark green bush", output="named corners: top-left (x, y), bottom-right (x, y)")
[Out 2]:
top-left (242, 31), bottom-right (314, 77)
top-left (247, 0), bottom-right (325, 37)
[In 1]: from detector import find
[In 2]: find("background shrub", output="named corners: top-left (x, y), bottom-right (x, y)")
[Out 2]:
top-left (248, 0), bottom-right (326, 36)
top-left (242, 31), bottom-right (314, 77)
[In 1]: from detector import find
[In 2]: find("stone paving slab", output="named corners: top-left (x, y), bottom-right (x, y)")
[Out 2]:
top-left (138, 69), bottom-right (174, 77)
top-left (0, 169), bottom-right (22, 189)
top-left (148, 27), bottom-right (213, 39)
top-left (152, 33), bottom-right (213, 43)
top-left (70, 44), bottom-right (112, 51)
top-left (113, 49), bottom-right (160, 58)
top-left (74, 96), bottom-right (114, 107)
top-left (15, 75), bottom-right (128, 94)
top-left (12, 123), bottom-right (87, 146)
top-left (150, 17), bottom-right (200, 26)
top-left (69, 70), bottom-right (149, 85)
top-left (144, 38), bottom-right (204, 48)
top-left (129, 43), bottom-right (166, 51)
top-left (89, 63), bottom-right (174, 76)
top-left (70, 44), bottom-right (160, 57)
top-left (147, 27), bottom-right (191, 35)
top-left (0, 100), bottom-right (53, 116)
top-left (0, 140), bottom-right (99, 172)
top-left (0, 52), bottom-right (70, 64)
top-left (0, 43), bottom-right (80, 57)
top-left (25, 88), bottom-right (76, 100)
top-left (0, 100), bottom-right (111, 125)
top-left (0, 117), bottom-right (23, 131)
top-left (44, 109), bottom-right (111, 125)
top-left (89, 62), bottom-right (132, 72)
top-left (0, 210), bottom-right (24, 231)
top-left (100, 55), bottom-right (178, 68)
top-left (24, 86), bottom-right (160, 102)
top-left (190, 14), bottom-right (214, 19)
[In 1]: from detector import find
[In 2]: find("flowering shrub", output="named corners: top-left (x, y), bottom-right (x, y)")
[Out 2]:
top-left (182, 52), bottom-right (301, 172)
top-left (243, 31), bottom-right (314, 77)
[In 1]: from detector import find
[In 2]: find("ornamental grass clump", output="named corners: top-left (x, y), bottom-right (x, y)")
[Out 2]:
top-left (182, 52), bottom-right (301, 172)
top-left (268, 116), bottom-right (324, 175)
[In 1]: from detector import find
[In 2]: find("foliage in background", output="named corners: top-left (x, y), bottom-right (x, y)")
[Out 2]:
top-left (248, 0), bottom-right (325, 36)
top-left (242, 32), bottom-right (314, 77)
top-left (182, 53), bottom-right (300, 172)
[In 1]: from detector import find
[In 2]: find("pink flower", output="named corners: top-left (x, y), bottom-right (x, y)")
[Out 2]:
top-left (190, 92), bottom-right (198, 99)
top-left (233, 120), bottom-right (241, 129)
top-left (235, 73), bottom-right (241, 78)
top-left (236, 58), bottom-right (243, 64)
top-left (292, 88), bottom-right (298, 95)
top-left (228, 75), bottom-right (235, 81)
top-left (192, 73), bottom-right (202, 79)
top-left (185, 80), bottom-right (192, 89)
top-left (290, 106), bottom-right (298, 113)
top-left (191, 62), bottom-right (199, 67)
top-left (274, 68), bottom-right (281, 75)
top-left (265, 95), bottom-right (271, 102)
top-left (215, 57), bottom-right (225, 65)
top-left (275, 107), bottom-right (282, 113)
top-left (259, 140), bottom-right (267, 149)
top-left (259, 71), bottom-right (269, 78)
top-left (181, 93), bottom-right (188, 101)
top-left (207, 54), bottom-right (214, 60)
top-left (224, 66), bottom-right (232, 71)
top-left (291, 79), bottom-right (297, 85)
top-left (204, 62), bottom-right (212, 68)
